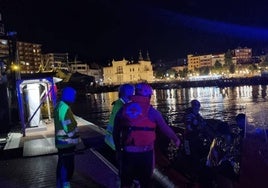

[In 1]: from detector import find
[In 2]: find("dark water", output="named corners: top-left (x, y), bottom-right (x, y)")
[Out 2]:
top-left (73, 85), bottom-right (268, 133)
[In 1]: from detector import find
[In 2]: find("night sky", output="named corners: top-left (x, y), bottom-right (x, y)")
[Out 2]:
top-left (1, 0), bottom-right (268, 64)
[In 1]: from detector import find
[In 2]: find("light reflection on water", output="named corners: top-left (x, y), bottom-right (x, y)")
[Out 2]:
top-left (73, 85), bottom-right (268, 132)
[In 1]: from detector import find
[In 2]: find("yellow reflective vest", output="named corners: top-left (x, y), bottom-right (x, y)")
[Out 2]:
top-left (105, 98), bottom-right (125, 150)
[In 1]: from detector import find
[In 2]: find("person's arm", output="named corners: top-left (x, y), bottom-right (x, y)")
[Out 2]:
top-left (113, 108), bottom-right (123, 151)
top-left (184, 110), bottom-right (195, 131)
top-left (64, 108), bottom-right (78, 138)
top-left (108, 99), bottom-right (123, 126)
top-left (150, 108), bottom-right (180, 147)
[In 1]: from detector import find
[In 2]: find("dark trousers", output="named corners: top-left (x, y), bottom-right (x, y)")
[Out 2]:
top-left (57, 146), bottom-right (75, 188)
top-left (120, 150), bottom-right (154, 188)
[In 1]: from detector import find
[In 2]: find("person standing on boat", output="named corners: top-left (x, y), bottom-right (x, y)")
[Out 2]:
top-left (234, 113), bottom-right (246, 139)
top-left (54, 87), bottom-right (80, 188)
top-left (183, 99), bottom-right (212, 179)
top-left (113, 82), bottom-right (181, 188)
top-left (104, 83), bottom-right (135, 164)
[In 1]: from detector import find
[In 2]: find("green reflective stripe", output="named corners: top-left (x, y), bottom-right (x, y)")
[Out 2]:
top-left (58, 101), bottom-right (69, 132)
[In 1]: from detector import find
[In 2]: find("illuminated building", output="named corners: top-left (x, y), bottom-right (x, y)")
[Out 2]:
top-left (233, 47), bottom-right (252, 64)
top-left (41, 53), bottom-right (69, 72)
top-left (103, 51), bottom-right (154, 85)
top-left (187, 53), bottom-right (226, 72)
top-left (17, 41), bottom-right (42, 73)
top-left (212, 53), bottom-right (225, 66)
top-left (0, 13), bottom-right (8, 63)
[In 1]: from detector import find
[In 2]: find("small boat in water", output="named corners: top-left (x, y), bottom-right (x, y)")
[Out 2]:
top-left (153, 119), bottom-right (268, 188)
top-left (95, 118), bottom-right (268, 188)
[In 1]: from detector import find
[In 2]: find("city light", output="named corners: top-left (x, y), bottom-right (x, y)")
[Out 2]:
top-left (11, 64), bottom-right (20, 71)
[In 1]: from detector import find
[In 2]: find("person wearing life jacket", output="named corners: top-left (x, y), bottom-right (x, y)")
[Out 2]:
top-left (113, 82), bottom-right (181, 188)
top-left (54, 87), bottom-right (80, 188)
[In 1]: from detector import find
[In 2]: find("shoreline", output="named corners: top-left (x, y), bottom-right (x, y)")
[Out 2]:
top-left (73, 76), bottom-right (268, 94)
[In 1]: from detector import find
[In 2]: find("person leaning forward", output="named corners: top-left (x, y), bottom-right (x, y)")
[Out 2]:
top-left (113, 82), bottom-right (181, 188)
top-left (54, 87), bottom-right (80, 188)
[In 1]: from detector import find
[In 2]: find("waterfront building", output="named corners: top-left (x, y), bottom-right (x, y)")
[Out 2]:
top-left (187, 54), bottom-right (199, 72)
top-left (103, 51), bottom-right (154, 85)
top-left (171, 65), bottom-right (187, 72)
top-left (187, 53), bottom-right (227, 72)
top-left (0, 38), bottom-right (8, 61)
top-left (41, 53), bottom-right (69, 72)
top-left (0, 13), bottom-right (8, 63)
top-left (0, 13), bottom-right (8, 84)
top-left (233, 47), bottom-right (252, 64)
top-left (187, 54), bottom-right (213, 71)
top-left (17, 41), bottom-right (42, 73)
top-left (212, 53), bottom-right (225, 66)
top-left (200, 54), bottom-right (213, 67)
top-left (70, 62), bottom-right (103, 84)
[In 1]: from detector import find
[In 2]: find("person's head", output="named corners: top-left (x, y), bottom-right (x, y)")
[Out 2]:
top-left (61, 87), bottom-right (76, 103)
top-left (135, 82), bottom-right (153, 98)
top-left (191, 99), bottom-right (201, 114)
top-left (118, 84), bottom-right (135, 102)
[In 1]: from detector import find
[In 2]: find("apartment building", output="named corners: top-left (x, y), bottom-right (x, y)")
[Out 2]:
top-left (200, 54), bottom-right (213, 67)
top-left (188, 53), bottom-right (226, 71)
top-left (41, 53), bottom-right (69, 72)
top-left (17, 41), bottom-right (42, 73)
top-left (0, 38), bottom-right (8, 60)
top-left (233, 47), bottom-right (252, 64)
top-left (212, 53), bottom-right (225, 66)
top-left (0, 14), bottom-right (8, 62)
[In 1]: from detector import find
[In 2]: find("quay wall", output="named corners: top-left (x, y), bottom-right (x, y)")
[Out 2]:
top-left (151, 76), bottom-right (268, 90)
top-left (64, 76), bottom-right (268, 95)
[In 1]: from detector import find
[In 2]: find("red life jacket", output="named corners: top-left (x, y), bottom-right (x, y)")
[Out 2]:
top-left (122, 96), bottom-right (156, 147)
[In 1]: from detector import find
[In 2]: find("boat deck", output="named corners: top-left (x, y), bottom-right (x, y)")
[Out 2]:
top-left (4, 116), bottom-right (106, 157)
top-left (0, 116), bottom-right (120, 188)
top-left (2, 116), bottom-right (268, 188)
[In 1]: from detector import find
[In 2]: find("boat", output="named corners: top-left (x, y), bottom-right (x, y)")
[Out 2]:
top-left (95, 118), bottom-right (268, 188)
top-left (152, 119), bottom-right (268, 188)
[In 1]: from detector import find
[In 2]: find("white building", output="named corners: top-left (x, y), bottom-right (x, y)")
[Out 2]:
top-left (103, 52), bottom-right (154, 85)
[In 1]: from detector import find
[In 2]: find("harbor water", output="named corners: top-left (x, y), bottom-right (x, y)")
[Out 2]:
top-left (73, 85), bottom-right (268, 135)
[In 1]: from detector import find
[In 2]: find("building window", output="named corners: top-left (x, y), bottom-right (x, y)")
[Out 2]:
top-left (117, 66), bottom-right (123, 74)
